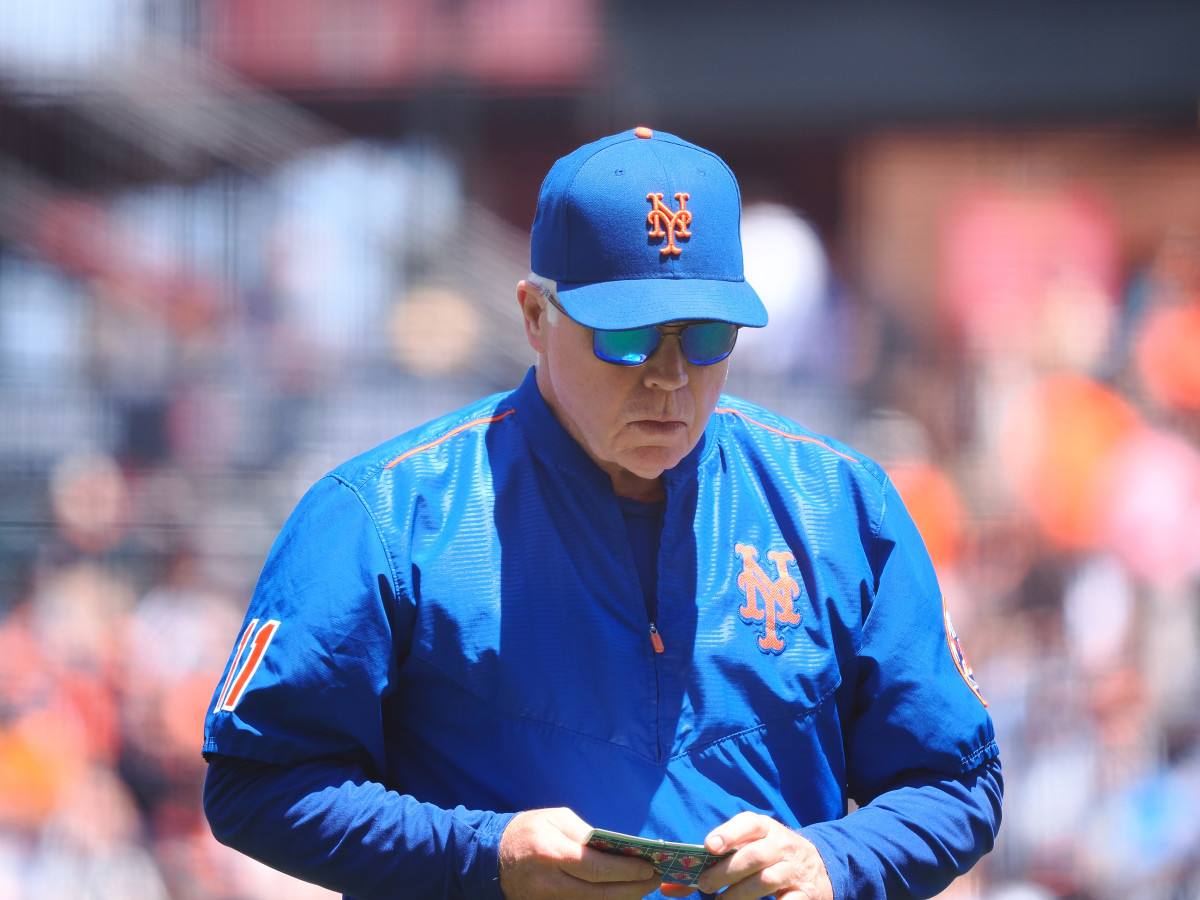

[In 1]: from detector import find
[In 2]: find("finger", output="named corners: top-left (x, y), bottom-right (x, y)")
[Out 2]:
top-left (517, 869), bottom-right (662, 900)
top-left (705, 810), bottom-right (772, 854)
top-left (572, 846), bottom-right (656, 884)
top-left (547, 807), bottom-right (595, 843)
top-left (699, 855), bottom-right (793, 900)
top-left (700, 828), bottom-right (831, 900)
top-left (697, 818), bottom-right (788, 894)
top-left (716, 858), bottom-right (814, 900)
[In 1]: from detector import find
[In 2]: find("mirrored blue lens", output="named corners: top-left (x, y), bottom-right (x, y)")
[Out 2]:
top-left (680, 322), bottom-right (739, 365)
top-left (592, 327), bottom-right (661, 365)
top-left (592, 322), bottom-right (738, 366)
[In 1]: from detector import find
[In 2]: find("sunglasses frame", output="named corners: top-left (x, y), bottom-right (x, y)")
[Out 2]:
top-left (540, 289), bottom-right (739, 367)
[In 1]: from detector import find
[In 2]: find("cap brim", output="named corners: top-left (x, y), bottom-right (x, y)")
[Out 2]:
top-left (556, 278), bottom-right (769, 330)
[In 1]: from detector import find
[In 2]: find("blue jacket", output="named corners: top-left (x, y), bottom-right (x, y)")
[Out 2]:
top-left (203, 367), bottom-right (1001, 899)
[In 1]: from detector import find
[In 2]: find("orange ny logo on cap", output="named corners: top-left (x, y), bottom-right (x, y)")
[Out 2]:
top-left (646, 192), bottom-right (692, 256)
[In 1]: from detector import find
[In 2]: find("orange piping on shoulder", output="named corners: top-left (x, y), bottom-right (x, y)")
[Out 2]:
top-left (714, 407), bottom-right (860, 464)
top-left (384, 409), bottom-right (516, 469)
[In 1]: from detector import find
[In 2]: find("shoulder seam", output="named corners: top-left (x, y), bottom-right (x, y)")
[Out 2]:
top-left (327, 473), bottom-right (405, 607)
top-left (383, 408), bottom-right (517, 470)
top-left (871, 473), bottom-right (894, 589)
top-left (714, 406), bottom-right (861, 465)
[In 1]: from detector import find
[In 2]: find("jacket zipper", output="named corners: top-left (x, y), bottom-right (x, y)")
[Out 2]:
top-left (649, 620), bottom-right (664, 761)
top-left (648, 621), bottom-right (664, 653)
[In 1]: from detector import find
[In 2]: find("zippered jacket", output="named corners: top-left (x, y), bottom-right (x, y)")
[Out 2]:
top-left (203, 367), bottom-right (1001, 899)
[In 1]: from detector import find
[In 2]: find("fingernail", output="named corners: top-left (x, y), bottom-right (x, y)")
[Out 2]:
top-left (709, 836), bottom-right (725, 853)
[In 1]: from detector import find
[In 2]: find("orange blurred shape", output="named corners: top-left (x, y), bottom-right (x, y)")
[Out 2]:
top-left (1004, 374), bottom-right (1141, 550)
top-left (887, 460), bottom-right (965, 571)
top-left (1134, 303), bottom-right (1200, 413)
top-left (0, 706), bottom-right (88, 829)
top-left (164, 674), bottom-right (224, 763)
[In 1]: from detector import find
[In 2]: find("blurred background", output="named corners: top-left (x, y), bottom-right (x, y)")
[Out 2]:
top-left (2, 2), bottom-right (1200, 898)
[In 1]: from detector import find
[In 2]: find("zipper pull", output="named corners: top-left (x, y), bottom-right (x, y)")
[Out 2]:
top-left (649, 622), bottom-right (664, 654)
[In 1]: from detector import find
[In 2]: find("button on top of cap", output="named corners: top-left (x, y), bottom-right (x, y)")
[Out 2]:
top-left (634, 126), bottom-right (653, 139)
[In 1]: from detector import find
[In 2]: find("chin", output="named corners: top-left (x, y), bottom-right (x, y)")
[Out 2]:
top-left (620, 446), bottom-right (688, 478)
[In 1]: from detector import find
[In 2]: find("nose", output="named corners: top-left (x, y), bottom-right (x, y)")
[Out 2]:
top-left (643, 332), bottom-right (689, 390)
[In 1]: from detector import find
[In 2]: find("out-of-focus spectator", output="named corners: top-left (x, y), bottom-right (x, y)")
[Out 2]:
top-left (887, 458), bottom-right (967, 576)
top-left (1100, 426), bottom-right (1200, 587)
top-left (737, 203), bottom-right (835, 378)
top-left (1116, 227), bottom-right (1200, 409)
top-left (46, 451), bottom-right (130, 558)
top-left (118, 548), bottom-right (243, 838)
top-left (1134, 302), bottom-right (1200, 415)
top-left (23, 764), bottom-right (172, 900)
top-left (0, 607), bottom-right (93, 832)
top-left (850, 407), bottom-right (967, 577)
top-left (939, 187), bottom-right (1120, 365)
top-left (1000, 374), bottom-right (1140, 552)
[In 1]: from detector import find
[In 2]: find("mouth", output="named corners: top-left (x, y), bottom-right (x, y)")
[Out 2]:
top-left (628, 418), bottom-right (687, 436)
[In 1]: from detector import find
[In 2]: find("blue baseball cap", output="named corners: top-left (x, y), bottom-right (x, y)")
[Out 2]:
top-left (530, 127), bottom-right (768, 330)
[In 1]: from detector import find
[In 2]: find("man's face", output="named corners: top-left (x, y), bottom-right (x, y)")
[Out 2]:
top-left (519, 283), bottom-right (730, 501)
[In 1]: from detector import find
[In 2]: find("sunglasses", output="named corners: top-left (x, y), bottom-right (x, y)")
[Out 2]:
top-left (543, 292), bottom-right (739, 367)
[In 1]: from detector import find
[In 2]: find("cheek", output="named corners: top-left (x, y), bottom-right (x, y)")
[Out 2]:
top-left (570, 375), bottom-right (627, 441)
top-left (691, 362), bottom-right (729, 410)
top-left (679, 366), bottom-right (727, 440)
top-left (549, 352), bottom-right (627, 441)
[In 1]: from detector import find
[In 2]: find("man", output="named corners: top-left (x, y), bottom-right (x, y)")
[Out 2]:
top-left (203, 127), bottom-right (1002, 900)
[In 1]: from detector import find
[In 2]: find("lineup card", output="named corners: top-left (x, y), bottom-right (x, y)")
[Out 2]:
top-left (585, 827), bottom-right (731, 886)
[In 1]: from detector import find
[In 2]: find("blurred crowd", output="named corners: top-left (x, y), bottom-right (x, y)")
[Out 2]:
top-left (1, 130), bottom-right (1199, 900)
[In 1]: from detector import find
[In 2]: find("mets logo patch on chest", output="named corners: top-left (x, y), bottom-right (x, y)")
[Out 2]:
top-left (735, 543), bottom-right (803, 654)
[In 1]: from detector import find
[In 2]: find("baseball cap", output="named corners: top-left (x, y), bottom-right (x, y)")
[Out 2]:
top-left (530, 127), bottom-right (768, 330)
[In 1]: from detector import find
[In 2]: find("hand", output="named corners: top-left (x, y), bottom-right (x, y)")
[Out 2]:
top-left (498, 808), bottom-right (662, 900)
top-left (660, 812), bottom-right (833, 900)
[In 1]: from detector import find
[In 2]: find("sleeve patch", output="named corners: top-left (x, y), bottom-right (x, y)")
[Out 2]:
top-left (943, 597), bottom-right (987, 707)
top-left (214, 618), bottom-right (281, 713)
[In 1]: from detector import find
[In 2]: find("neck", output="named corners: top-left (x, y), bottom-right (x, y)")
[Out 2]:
top-left (611, 472), bottom-right (666, 503)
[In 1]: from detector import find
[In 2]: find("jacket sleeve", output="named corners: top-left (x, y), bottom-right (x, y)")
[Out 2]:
top-left (201, 474), bottom-right (517, 897)
top-left (802, 756), bottom-right (1003, 900)
top-left (202, 474), bottom-right (409, 769)
top-left (843, 477), bottom-right (999, 796)
top-left (807, 473), bottom-right (1003, 898)
top-left (204, 752), bottom-right (515, 900)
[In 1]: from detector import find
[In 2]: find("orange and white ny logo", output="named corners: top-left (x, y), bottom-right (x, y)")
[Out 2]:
top-left (735, 543), bottom-right (801, 654)
top-left (646, 192), bottom-right (692, 256)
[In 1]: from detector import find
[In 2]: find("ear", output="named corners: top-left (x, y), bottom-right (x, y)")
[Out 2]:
top-left (516, 280), bottom-right (550, 354)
